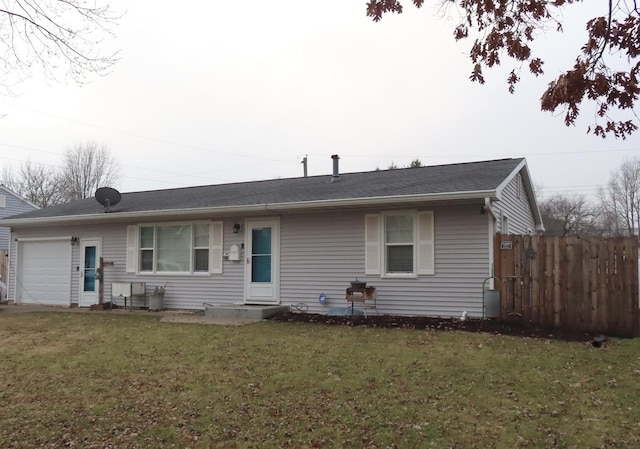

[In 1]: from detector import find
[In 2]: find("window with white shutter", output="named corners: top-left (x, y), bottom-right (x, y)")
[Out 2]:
top-left (417, 211), bottom-right (435, 275)
top-left (209, 221), bottom-right (224, 274)
top-left (127, 221), bottom-right (223, 274)
top-left (365, 211), bottom-right (435, 277)
top-left (365, 214), bottom-right (381, 275)
top-left (125, 225), bottom-right (138, 273)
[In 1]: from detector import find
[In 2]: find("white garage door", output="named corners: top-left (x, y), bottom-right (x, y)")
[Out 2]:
top-left (18, 240), bottom-right (71, 306)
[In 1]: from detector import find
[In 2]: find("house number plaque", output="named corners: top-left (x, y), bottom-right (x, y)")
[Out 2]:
top-left (500, 241), bottom-right (513, 250)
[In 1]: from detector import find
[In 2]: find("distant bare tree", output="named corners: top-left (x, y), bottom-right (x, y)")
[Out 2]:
top-left (532, 183), bottom-right (544, 201)
top-left (1, 161), bottom-right (66, 207)
top-left (539, 193), bottom-right (597, 236)
top-left (599, 157), bottom-right (640, 236)
top-left (0, 1), bottom-right (120, 94)
top-left (407, 158), bottom-right (422, 168)
top-left (61, 142), bottom-right (120, 201)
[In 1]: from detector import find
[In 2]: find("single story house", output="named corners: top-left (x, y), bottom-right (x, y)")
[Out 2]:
top-left (0, 157), bottom-right (543, 317)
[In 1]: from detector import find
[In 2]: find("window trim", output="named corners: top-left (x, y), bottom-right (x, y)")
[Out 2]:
top-left (365, 210), bottom-right (435, 278)
top-left (382, 211), bottom-right (417, 278)
top-left (134, 221), bottom-right (214, 275)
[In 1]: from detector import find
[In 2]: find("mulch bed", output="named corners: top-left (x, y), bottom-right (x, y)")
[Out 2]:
top-left (267, 312), bottom-right (599, 343)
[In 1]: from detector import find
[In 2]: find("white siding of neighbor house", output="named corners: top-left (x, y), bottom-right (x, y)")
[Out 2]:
top-left (7, 203), bottom-right (492, 317)
top-left (493, 172), bottom-right (536, 235)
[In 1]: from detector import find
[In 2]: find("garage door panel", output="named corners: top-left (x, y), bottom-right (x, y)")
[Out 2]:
top-left (19, 240), bottom-right (71, 306)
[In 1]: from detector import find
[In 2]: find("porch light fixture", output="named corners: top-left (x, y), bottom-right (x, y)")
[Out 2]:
top-left (71, 236), bottom-right (79, 245)
top-left (233, 223), bottom-right (241, 233)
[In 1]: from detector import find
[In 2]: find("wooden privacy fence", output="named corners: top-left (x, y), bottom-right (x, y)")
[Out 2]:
top-left (494, 234), bottom-right (640, 337)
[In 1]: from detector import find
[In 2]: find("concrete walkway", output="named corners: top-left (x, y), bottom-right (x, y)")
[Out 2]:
top-left (0, 303), bottom-right (260, 326)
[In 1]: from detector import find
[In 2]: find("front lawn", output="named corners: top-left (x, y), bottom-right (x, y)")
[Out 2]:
top-left (0, 312), bottom-right (638, 448)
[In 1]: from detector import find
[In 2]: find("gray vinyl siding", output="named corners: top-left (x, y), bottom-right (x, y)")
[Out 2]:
top-left (8, 221), bottom-right (248, 308)
top-left (493, 172), bottom-right (536, 234)
top-left (0, 188), bottom-right (37, 250)
top-left (7, 205), bottom-right (491, 317)
top-left (280, 205), bottom-right (490, 318)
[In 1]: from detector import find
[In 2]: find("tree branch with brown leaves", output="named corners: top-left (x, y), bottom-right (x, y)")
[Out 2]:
top-left (367, 0), bottom-right (639, 138)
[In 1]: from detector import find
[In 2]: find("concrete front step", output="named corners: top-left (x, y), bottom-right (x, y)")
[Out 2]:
top-left (204, 304), bottom-right (289, 321)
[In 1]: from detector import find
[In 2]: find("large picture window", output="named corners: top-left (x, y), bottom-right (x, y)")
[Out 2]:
top-left (138, 223), bottom-right (210, 273)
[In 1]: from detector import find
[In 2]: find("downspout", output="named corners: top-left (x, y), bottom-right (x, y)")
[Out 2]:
top-left (484, 198), bottom-right (498, 289)
top-left (5, 229), bottom-right (10, 303)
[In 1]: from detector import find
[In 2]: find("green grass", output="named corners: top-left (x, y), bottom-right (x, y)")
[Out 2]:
top-left (1, 313), bottom-right (639, 448)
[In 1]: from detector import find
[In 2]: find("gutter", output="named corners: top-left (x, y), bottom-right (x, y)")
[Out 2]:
top-left (483, 197), bottom-right (498, 220)
top-left (1, 189), bottom-right (498, 227)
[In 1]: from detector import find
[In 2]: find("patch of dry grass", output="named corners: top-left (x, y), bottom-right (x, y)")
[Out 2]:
top-left (0, 312), bottom-right (639, 448)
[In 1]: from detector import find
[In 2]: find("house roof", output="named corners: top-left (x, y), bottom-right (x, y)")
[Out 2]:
top-left (1, 158), bottom-right (542, 228)
top-left (0, 185), bottom-right (40, 210)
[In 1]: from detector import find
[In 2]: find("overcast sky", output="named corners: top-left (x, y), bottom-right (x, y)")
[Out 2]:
top-left (0, 1), bottom-right (637, 202)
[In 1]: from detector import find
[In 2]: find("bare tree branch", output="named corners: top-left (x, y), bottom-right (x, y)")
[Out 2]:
top-left (60, 142), bottom-right (120, 201)
top-left (0, 1), bottom-right (121, 94)
top-left (599, 157), bottom-right (640, 236)
top-left (1, 161), bottom-right (66, 207)
top-left (539, 193), bottom-right (597, 236)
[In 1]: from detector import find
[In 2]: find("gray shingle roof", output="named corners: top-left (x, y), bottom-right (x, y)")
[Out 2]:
top-left (4, 158), bottom-right (525, 221)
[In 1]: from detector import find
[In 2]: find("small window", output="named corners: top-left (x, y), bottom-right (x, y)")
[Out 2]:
top-left (385, 214), bottom-right (414, 273)
top-left (139, 226), bottom-right (155, 272)
top-left (0, 195), bottom-right (5, 208)
top-left (502, 215), bottom-right (510, 234)
top-left (365, 211), bottom-right (434, 277)
top-left (193, 224), bottom-right (210, 272)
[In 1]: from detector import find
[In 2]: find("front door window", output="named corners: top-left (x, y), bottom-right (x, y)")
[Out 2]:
top-left (251, 227), bottom-right (272, 283)
top-left (83, 245), bottom-right (97, 292)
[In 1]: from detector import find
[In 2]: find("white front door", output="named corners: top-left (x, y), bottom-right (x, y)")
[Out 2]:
top-left (79, 238), bottom-right (102, 307)
top-left (245, 219), bottom-right (280, 304)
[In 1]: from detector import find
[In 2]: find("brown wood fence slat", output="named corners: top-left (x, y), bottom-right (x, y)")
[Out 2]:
top-left (495, 234), bottom-right (640, 337)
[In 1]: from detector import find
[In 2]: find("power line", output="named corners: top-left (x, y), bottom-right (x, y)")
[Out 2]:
top-left (0, 141), bottom-right (286, 186)
top-left (338, 148), bottom-right (640, 160)
top-left (1, 101), bottom-right (301, 165)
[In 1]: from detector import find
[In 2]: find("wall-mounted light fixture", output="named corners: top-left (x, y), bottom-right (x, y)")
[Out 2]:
top-left (232, 223), bottom-right (241, 234)
top-left (71, 236), bottom-right (79, 245)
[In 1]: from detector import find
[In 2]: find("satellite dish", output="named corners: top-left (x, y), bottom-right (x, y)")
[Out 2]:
top-left (95, 187), bottom-right (121, 213)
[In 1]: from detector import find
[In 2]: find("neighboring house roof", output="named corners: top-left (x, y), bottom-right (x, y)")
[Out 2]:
top-left (0, 185), bottom-right (39, 214)
top-left (0, 158), bottom-right (542, 229)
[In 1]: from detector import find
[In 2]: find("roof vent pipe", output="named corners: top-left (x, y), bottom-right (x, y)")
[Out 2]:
top-left (331, 154), bottom-right (340, 182)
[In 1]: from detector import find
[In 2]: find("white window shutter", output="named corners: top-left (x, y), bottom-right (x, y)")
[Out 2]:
top-left (210, 221), bottom-right (224, 274)
top-left (417, 211), bottom-right (435, 275)
top-left (126, 225), bottom-right (138, 273)
top-left (365, 214), bottom-right (381, 275)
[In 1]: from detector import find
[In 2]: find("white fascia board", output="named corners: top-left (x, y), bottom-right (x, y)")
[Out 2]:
top-left (1, 190), bottom-right (497, 227)
top-left (494, 159), bottom-right (528, 200)
top-left (0, 186), bottom-right (40, 210)
top-left (495, 159), bottom-right (545, 232)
